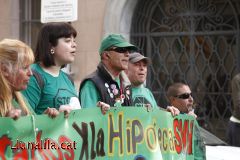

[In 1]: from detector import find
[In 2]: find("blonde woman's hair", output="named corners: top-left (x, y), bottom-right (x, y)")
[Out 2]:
top-left (0, 39), bottom-right (34, 116)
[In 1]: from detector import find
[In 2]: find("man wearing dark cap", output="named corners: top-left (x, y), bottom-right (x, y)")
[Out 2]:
top-left (126, 52), bottom-right (158, 108)
top-left (79, 34), bottom-right (137, 109)
top-left (126, 52), bottom-right (180, 116)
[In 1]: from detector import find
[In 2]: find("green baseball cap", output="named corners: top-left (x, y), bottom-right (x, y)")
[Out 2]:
top-left (99, 34), bottom-right (137, 54)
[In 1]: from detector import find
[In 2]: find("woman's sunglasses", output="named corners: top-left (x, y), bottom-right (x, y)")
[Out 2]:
top-left (174, 93), bottom-right (192, 99)
top-left (107, 47), bottom-right (132, 53)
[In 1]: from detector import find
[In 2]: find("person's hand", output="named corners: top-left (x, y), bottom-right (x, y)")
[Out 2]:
top-left (6, 109), bottom-right (22, 120)
top-left (59, 105), bottom-right (72, 118)
top-left (43, 107), bottom-right (59, 118)
top-left (166, 106), bottom-right (180, 116)
top-left (97, 101), bottom-right (110, 115)
top-left (188, 110), bottom-right (197, 118)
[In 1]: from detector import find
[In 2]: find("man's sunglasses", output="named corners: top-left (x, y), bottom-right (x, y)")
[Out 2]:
top-left (174, 93), bottom-right (192, 99)
top-left (107, 47), bottom-right (133, 53)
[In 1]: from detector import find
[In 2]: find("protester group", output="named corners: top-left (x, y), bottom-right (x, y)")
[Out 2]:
top-left (1, 22), bottom-right (239, 159)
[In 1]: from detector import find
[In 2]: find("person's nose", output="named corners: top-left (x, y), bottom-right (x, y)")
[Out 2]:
top-left (27, 68), bottom-right (33, 76)
top-left (124, 51), bottom-right (130, 56)
top-left (71, 39), bottom-right (77, 48)
top-left (139, 64), bottom-right (145, 70)
top-left (188, 95), bottom-right (193, 102)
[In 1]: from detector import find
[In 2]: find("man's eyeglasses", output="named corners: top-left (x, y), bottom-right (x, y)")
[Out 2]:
top-left (174, 93), bottom-right (192, 99)
top-left (107, 47), bottom-right (133, 53)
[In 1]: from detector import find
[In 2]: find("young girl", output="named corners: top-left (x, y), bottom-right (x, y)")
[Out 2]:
top-left (22, 22), bottom-right (81, 115)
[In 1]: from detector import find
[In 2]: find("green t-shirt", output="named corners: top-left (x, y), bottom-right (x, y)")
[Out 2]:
top-left (79, 80), bottom-right (101, 108)
top-left (131, 85), bottom-right (158, 108)
top-left (22, 63), bottom-right (80, 114)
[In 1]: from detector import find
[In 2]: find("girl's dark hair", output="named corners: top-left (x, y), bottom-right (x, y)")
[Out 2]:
top-left (35, 22), bottom-right (77, 67)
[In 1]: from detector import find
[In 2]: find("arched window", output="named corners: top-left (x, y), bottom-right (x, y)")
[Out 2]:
top-left (131, 0), bottom-right (240, 140)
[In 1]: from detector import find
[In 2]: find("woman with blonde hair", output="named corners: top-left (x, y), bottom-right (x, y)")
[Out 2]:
top-left (0, 39), bottom-right (35, 119)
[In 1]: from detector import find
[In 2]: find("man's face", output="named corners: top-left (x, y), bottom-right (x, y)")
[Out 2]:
top-left (127, 60), bottom-right (147, 86)
top-left (107, 47), bottom-right (131, 72)
top-left (170, 85), bottom-right (194, 113)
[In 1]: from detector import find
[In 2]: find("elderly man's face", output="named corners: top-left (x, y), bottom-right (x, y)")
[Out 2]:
top-left (107, 47), bottom-right (131, 72)
top-left (127, 60), bottom-right (147, 86)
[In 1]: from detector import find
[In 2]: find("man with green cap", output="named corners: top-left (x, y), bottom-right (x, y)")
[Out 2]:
top-left (79, 34), bottom-right (137, 110)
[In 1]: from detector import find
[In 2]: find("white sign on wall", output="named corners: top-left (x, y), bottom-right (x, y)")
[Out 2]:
top-left (41, 0), bottom-right (78, 23)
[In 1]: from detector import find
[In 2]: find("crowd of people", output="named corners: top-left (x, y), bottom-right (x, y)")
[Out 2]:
top-left (0, 23), bottom-right (194, 117)
top-left (5, 22), bottom-right (235, 159)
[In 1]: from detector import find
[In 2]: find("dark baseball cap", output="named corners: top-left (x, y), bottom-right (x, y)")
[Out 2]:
top-left (129, 52), bottom-right (150, 64)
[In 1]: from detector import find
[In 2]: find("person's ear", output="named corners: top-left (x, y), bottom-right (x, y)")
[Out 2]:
top-left (102, 52), bottom-right (111, 60)
top-left (0, 64), bottom-right (10, 77)
top-left (50, 48), bottom-right (55, 54)
top-left (106, 52), bottom-right (111, 59)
